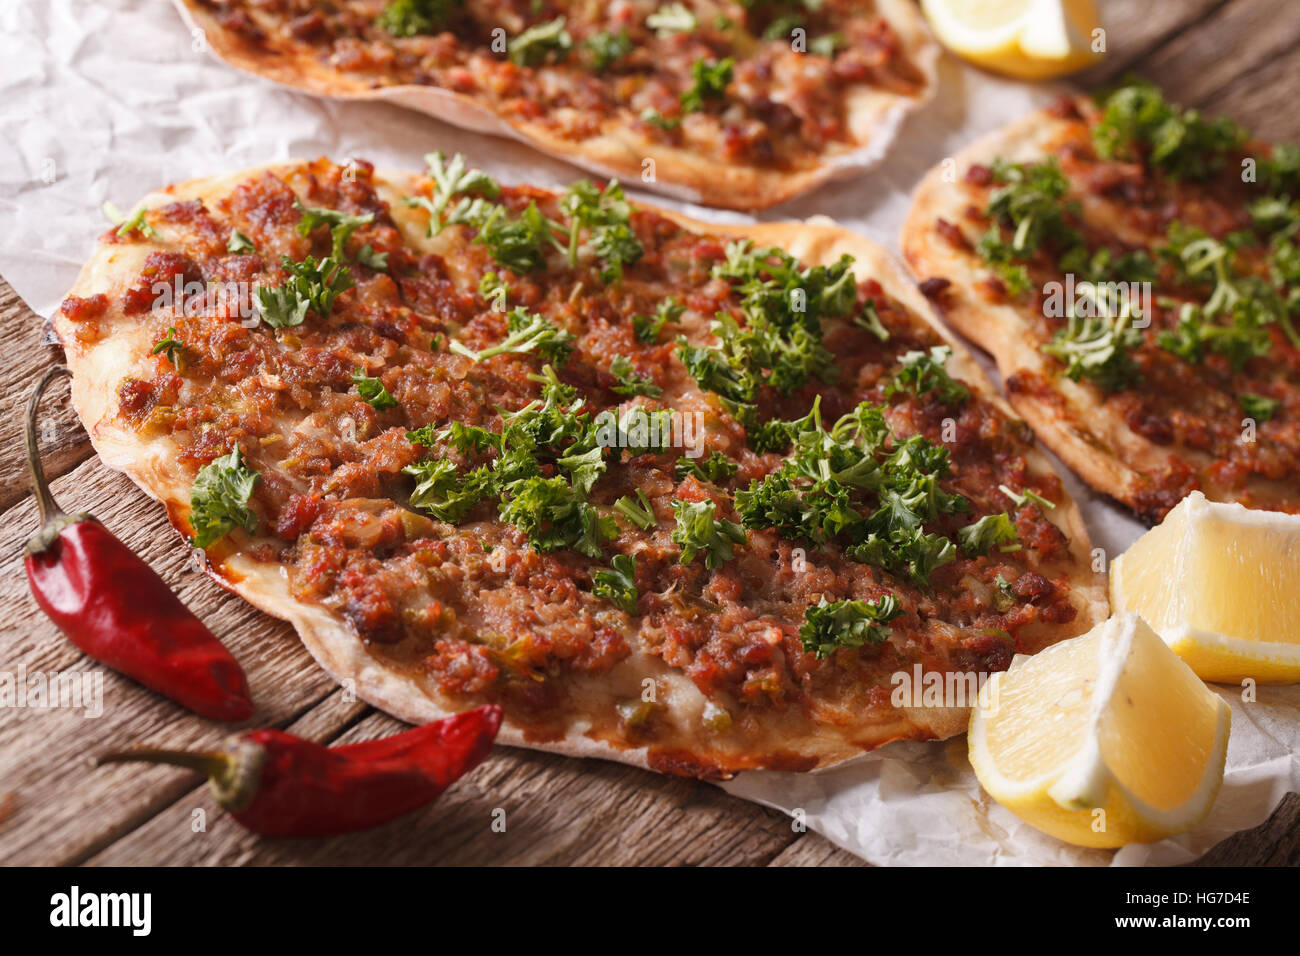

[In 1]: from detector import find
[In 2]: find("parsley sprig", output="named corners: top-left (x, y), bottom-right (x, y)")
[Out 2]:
top-left (799, 595), bottom-right (903, 660)
top-left (189, 445), bottom-right (260, 548)
top-left (256, 255), bottom-right (354, 328)
top-left (449, 306), bottom-right (575, 365)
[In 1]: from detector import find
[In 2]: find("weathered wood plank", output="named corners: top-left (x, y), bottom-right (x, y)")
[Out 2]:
top-left (1123, 0), bottom-right (1300, 114)
top-left (0, 281), bottom-right (93, 511)
top-left (0, 457), bottom-right (341, 865)
top-left (768, 833), bottom-right (869, 867)
top-left (1192, 48), bottom-right (1300, 143)
top-left (1080, 0), bottom-right (1230, 85)
top-left (87, 706), bottom-right (800, 866)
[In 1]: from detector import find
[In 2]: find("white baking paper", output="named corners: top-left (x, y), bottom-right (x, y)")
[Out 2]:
top-left (2, 0), bottom-right (1296, 866)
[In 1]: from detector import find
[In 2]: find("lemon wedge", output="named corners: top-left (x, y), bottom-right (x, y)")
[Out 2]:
top-left (969, 613), bottom-right (1230, 848)
top-left (1111, 491), bottom-right (1300, 684)
top-left (920, 0), bottom-right (1102, 80)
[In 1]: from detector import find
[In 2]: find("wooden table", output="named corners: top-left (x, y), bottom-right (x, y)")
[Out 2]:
top-left (2, 0), bottom-right (1298, 866)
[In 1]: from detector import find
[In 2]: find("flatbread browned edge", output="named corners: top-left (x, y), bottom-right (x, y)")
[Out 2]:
top-left (172, 0), bottom-right (940, 212)
top-left (900, 106), bottom-right (1300, 523)
top-left (52, 162), bottom-right (1108, 779)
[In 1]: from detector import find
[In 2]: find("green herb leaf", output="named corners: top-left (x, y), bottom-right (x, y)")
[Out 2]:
top-left (585, 28), bottom-right (632, 69)
top-left (377, 0), bottom-right (456, 36)
top-left (680, 57), bottom-right (733, 112)
top-left (226, 229), bottom-right (256, 254)
top-left (593, 554), bottom-right (639, 614)
top-left (671, 498), bottom-right (747, 568)
top-left (449, 306), bottom-right (575, 365)
top-left (799, 594), bottom-right (902, 660)
top-left (633, 298), bottom-right (684, 343)
top-left (152, 327), bottom-right (186, 367)
top-left (675, 452), bottom-right (739, 483)
top-left (613, 489), bottom-right (657, 530)
top-left (509, 17), bottom-right (572, 66)
top-left (957, 512), bottom-right (1019, 555)
top-left (189, 444), bottom-right (260, 548)
top-left (1240, 393), bottom-right (1281, 422)
top-left (885, 345), bottom-right (970, 405)
top-left (609, 355), bottom-right (662, 396)
top-left (256, 254), bottom-right (354, 328)
top-left (352, 369), bottom-right (399, 410)
top-left (647, 2), bottom-right (696, 36)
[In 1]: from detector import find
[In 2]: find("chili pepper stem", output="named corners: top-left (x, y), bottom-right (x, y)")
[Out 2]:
top-left (24, 367), bottom-right (93, 555)
top-left (93, 736), bottom-right (266, 813)
top-left (25, 366), bottom-right (72, 525)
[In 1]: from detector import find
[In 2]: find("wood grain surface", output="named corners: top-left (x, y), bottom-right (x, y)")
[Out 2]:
top-left (2, 0), bottom-right (1298, 866)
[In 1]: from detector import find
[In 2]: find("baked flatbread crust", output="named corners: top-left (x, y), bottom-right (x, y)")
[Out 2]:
top-left (173, 0), bottom-right (939, 211)
top-left (902, 109), bottom-right (1300, 522)
top-left (53, 161), bottom-right (1107, 776)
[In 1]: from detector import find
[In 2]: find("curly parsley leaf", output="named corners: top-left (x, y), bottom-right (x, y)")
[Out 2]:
top-left (500, 476), bottom-right (616, 558)
top-left (509, 17), bottom-right (572, 66)
top-left (957, 512), bottom-right (1019, 556)
top-left (560, 179), bottom-right (643, 281)
top-left (450, 306), bottom-right (575, 364)
top-left (593, 554), bottom-right (639, 614)
top-left (633, 298), bottom-right (684, 343)
top-left (680, 57), bottom-right (733, 112)
top-left (675, 451), bottom-right (739, 483)
top-left (406, 152), bottom-right (500, 235)
top-left (256, 254), bottom-right (354, 328)
top-left (585, 28), bottom-right (632, 69)
top-left (647, 2), bottom-right (696, 36)
top-left (799, 594), bottom-right (903, 660)
top-left (608, 355), bottom-right (662, 396)
top-left (613, 489), bottom-right (657, 530)
top-left (189, 444), bottom-right (260, 548)
top-left (1240, 393), bottom-right (1281, 422)
top-left (377, 0), bottom-right (456, 36)
top-left (885, 346), bottom-right (970, 406)
top-left (671, 499), bottom-right (747, 569)
top-left (1093, 80), bottom-right (1244, 181)
top-left (294, 198), bottom-right (376, 263)
top-left (226, 229), bottom-right (256, 254)
top-left (352, 369), bottom-right (399, 410)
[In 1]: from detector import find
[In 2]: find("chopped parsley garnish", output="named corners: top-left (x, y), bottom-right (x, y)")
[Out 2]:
top-left (885, 346), bottom-right (970, 406)
top-left (613, 489), bottom-right (657, 530)
top-left (403, 366), bottom-right (617, 557)
top-left (633, 298), bottom-right (684, 343)
top-left (352, 370), bottom-right (398, 410)
top-left (406, 151), bottom-right (500, 235)
top-left (226, 229), bottom-right (256, 254)
top-left (675, 452), bottom-right (739, 484)
top-left (585, 28), bottom-right (631, 69)
top-left (560, 180), bottom-right (643, 281)
top-left (377, 0), bottom-right (456, 36)
top-left (1240, 393), bottom-right (1281, 422)
top-left (1092, 80), bottom-right (1244, 181)
top-left (735, 398), bottom-right (973, 585)
top-left (593, 554), bottom-right (639, 614)
top-left (189, 444), bottom-right (260, 548)
top-left (1043, 301), bottom-right (1144, 390)
top-left (680, 57), bottom-right (733, 112)
top-left (647, 2), bottom-right (696, 36)
top-left (799, 595), bottom-right (903, 660)
top-left (608, 355), bottom-right (662, 396)
top-left (152, 327), bottom-right (185, 367)
top-left (256, 255), bottom-right (354, 328)
top-left (676, 241), bottom-right (854, 429)
top-left (981, 158), bottom-right (1078, 260)
top-left (447, 199), bottom-right (561, 273)
top-left (999, 484), bottom-right (1056, 511)
top-left (449, 306), bottom-right (575, 365)
top-left (641, 108), bottom-right (682, 130)
top-left (957, 512), bottom-right (1019, 555)
top-left (671, 499), bottom-right (747, 569)
top-left (509, 17), bottom-right (572, 66)
top-left (103, 201), bottom-right (159, 240)
top-left (294, 198), bottom-right (377, 263)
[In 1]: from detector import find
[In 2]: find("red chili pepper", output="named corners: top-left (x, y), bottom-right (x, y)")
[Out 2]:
top-left (95, 705), bottom-right (503, 837)
top-left (23, 366), bottom-right (254, 722)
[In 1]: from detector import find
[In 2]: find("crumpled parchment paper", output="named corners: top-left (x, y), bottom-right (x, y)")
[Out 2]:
top-left (2, 0), bottom-right (1296, 866)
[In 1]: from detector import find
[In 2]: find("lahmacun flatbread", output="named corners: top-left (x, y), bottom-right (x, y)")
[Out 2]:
top-left (53, 155), bottom-right (1105, 777)
top-left (903, 83), bottom-right (1300, 524)
top-left (172, 0), bottom-right (938, 210)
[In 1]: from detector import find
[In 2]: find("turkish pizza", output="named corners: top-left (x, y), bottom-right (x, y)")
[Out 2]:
top-left (172, 0), bottom-right (937, 210)
top-left (904, 82), bottom-right (1300, 524)
top-left (53, 155), bottom-right (1105, 777)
